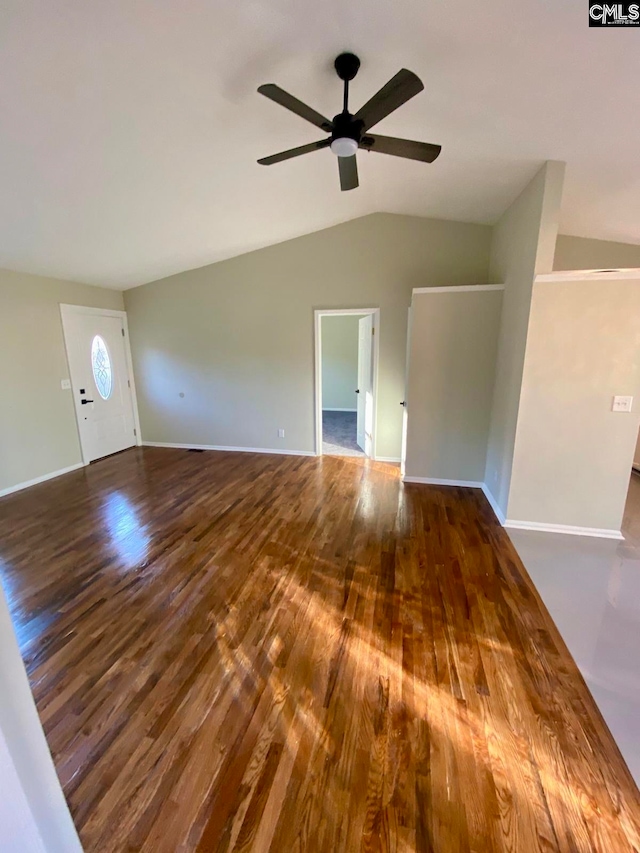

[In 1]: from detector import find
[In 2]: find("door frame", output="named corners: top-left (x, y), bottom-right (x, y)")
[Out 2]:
top-left (59, 304), bottom-right (142, 465)
top-left (314, 308), bottom-right (380, 458)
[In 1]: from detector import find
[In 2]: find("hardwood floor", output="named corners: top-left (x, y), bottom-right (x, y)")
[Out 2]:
top-left (623, 470), bottom-right (640, 547)
top-left (1, 447), bottom-right (639, 852)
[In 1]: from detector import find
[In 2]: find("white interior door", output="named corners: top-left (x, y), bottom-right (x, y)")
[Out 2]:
top-left (62, 309), bottom-right (137, 463)
top-left (356, 314), bottom-right (374, 456)
top-left (400, 307), bottom-right (412, 477)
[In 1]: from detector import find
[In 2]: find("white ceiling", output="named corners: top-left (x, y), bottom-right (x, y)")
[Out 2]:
top-left (0, 0), bottom-right (639, 289)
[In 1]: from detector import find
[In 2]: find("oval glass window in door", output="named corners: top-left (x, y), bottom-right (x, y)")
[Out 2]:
top-left (91, 335), bottom-right (113, 400)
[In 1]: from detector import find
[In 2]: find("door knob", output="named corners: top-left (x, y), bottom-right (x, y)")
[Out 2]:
top-left (400, 401), bottom-right (407, 407)
top-left (355, 389), bottom-right (360, 394)
top-left (81, 399), bottom-right (94, 405)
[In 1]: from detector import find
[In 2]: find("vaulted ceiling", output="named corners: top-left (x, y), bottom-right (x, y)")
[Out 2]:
top-left (0, 0), bottom-right (638, 288)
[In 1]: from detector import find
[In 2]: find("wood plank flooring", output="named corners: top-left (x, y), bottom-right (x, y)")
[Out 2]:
top-left (1, 447), bottom-right (639, 852)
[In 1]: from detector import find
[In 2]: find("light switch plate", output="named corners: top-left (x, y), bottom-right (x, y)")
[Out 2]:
top-left (61, 379), bottom-right (71, 390)
top-left (612, 395), bottom-right (633, 412)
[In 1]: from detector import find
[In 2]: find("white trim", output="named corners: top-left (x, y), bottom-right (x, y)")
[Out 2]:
top-left (145, 441), bottom-right (398, 464)
top-left (314, 308), bottom-right (376, 315)
top-left (314, 308), bottom-right (380, 459)
top-left (504, 519), bottom-right (624, 540)
top-left (535, 269), bottom-right (640, 283)
top-left (142, 441), bottom-right (316, 457)
top-left (402, 476), bottom-right (483, 488)
top-left (322, 407), bottom-right (357, 413)
top-left (0, 463), bottom-right (84, 498)
top-left (412, 284), bottom-right (504, 295)
top-left (479, 484), bottom-right (624, 539)
top-left (59, 304), bottom-right (142, 464)
top-left (481, 484), bottom-right (507, 525)
top-left (58, 304), bottom-right (128, 318)
top-left (121, 313), bottom-right (143, 445)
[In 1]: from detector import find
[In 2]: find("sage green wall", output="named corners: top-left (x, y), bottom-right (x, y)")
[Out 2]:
top-left (0, 269), bottom-right (124, 493)
top-left (404, 289), bottom-right (503, 482)
top-left (554, 235), bottom-right (640, 271)
top-left (321, 315), bottom-right (361, 411)
top-left (508, 278), bottom-right (640, 531)
top-left (125, 213), bottom-right (493, 459)
top-left (484, 162), bottom-right (565, 516)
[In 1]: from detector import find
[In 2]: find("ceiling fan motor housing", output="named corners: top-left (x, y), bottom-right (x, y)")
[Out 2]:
top-left (332, 111), bottom-right (363, 144)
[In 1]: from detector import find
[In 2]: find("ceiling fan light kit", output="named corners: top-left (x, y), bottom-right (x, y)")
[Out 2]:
top-left (257, 53), bottom-right (441, 191)
top-left (330, 137), bottom-right (358, 157)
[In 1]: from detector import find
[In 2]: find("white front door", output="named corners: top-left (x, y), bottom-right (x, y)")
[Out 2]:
top-left (62, 308), bottom-right (137, 463)
top-left (356, 314), bottom-right (374, 456)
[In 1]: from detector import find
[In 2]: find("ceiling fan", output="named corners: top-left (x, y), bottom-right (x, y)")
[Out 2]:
top-left (257, 53), bottom-right (441, 191)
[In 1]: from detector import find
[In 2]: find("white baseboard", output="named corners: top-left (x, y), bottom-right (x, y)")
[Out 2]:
top-left (142, 441), bottom-right (316, 457)
top-left (504, 519), bottom-right (623, 540)
top-left (0, 463), bottom-right (85, 498)
top-left (403, 476), bottom-right (484, 488)
top-left (375, 456), bottom-right (401, 463)
top-left (322, 407), bottom-right (357, 413)
top-left (481, 483), bottom-right (507, 525)
top-left (480, 484), bottom-right (623, 539)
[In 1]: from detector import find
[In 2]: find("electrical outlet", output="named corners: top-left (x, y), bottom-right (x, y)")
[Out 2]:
top-left (278, 429), bottom-right (285, 438)
top-left (60, 379), bottom-right (71, 390)
top-left (612, 395), bottom-right (633, 412)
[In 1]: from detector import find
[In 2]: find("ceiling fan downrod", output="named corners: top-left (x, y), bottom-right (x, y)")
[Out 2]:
top-left (334, 52), bottom-right (361, 114)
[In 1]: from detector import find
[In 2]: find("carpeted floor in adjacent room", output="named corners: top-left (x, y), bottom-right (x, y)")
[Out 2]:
top-left (322, 410), bottom-right (364, 457)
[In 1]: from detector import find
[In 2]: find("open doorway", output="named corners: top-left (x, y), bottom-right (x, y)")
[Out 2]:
top-left (314, 308), bottom-right (379, 458)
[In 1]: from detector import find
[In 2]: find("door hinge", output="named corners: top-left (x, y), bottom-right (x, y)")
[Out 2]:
top-left (128, 379), bottom-right (131, 387)
top-left (133, 428), bottom-right (137, 436)
top-left (372, 327), bottom-right (375, 335)
top-left (121, 328), bottom-right (125, 336)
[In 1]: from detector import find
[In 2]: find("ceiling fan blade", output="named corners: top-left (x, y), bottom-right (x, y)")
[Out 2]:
top-left (258, 138), bottom-right (331, 166)
top-left (354, 69), bottom-right (424, 131)
top-left (258, 84), bottom-right (333, 132)
top-left (360, 134), bottom-right (441, 163)
top-left (338, 155), bottom-right (359, 191)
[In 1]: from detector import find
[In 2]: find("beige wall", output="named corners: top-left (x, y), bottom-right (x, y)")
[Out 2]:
top-left (0, 269), bottom-right (123, 493)
top-left (508, 278), bottom-right (640, 531)
top-left (404, 288), bottom-right (503, 482)
top-left (635, 429), bottom-right (640, 470)
top-left (125, 213), bottom-right (492, 459)
top-left (484, 161), bottom-right (565, 515)
top-left (554, 235), bottom-right (640, 271)
top-left (321, 315), bottom-right (360, 411)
